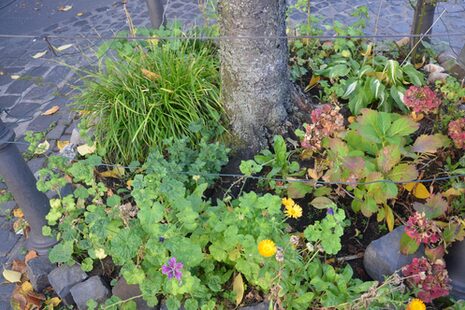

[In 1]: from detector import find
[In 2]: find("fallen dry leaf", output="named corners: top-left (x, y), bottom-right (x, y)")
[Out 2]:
top-left (57, 140), bottom-right (70, 151)
top-left (395, 37), bottom-right (410, 48)
top-left (2, 269), bottom-right (22, 283)
top-left (98, 166), bottom-right (125, 179)
top-left (32, 51), bottom-right (47, 59)
top-left (20, 281), bottom-right (33, 295)
top-left (77, 144), bottom-right (96, 156)
top-left (54, 44), bottom-right (73, 52)
top-left (141, 68), bottom-right (160, 81)
top-left (11, 75), bottom-right (20, 80)
top-left (44, 297), bottom-right (61, 307)
top-left (11, 259), bottom-right (27, 273)
top-left (403, 182), bottom-right (430, 199)
top-left (428, 72), bottom-right (449, 84)
top-left (13, 208), bottom-right (24, 218)
top-left (34, 141), bottom-right (50, 155)
top-left (24, 250), bottom-right (38, 264)
top-left (41, 105), bottom-right (60, 116)
top-left (424, 63), bottom-right (445, 73)
top-left (76, 12), bottom-right (84, 17)
top-left (58, 5), bottom-right (72, 12)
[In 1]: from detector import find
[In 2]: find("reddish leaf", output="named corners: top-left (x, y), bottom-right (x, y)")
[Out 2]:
top-left (412, 134), bottom-right (450, 153)
top-left (413, 194), bottom-right (448, 219)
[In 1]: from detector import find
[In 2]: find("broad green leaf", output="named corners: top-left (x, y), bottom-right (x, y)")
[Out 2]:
top-left (412, 134), bottom-right (450, 153)
top-left (165, 237), bottom-right (203, 267)
top-left (49, 241), bottom-right (74, 264)
top-left (342, 81), bottom-right (358, 98)
top-left (387, 115), bottom-right (418, 137)
top-left (400, 232), bottom-right (420, 255)
top-left (109, 229), bottom-right (142, 265)
top-left (403, 64), bottom-right (424, 86)
top-left (138, 202), bottom-right (164, 234)
top-left (287, 181), bottom-right (313, 199)
top-left (328, 64), bottom-right (350, 78)
top-left (376, 145), bottom-right (401, 173)
top-left (310, 197), bottom-right (335, 209)
top-left (390, 86), bottom-right (408, 112)
top-left (388, 164), bottom-right (418, 182)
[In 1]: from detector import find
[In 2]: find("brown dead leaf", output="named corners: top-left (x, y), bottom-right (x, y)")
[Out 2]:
top-left (98, 166), bottom-right (125, 179)
top-left (58, 5), bottom-right (72, 11)
top-left (141, 68), bottom-right (161, 81)
top-left (11, 259), bottom-right (27, 274)
top-left (395, 37), bottom-right (410, 48)
top-left (24, 251), bottom-right (38, 264)
top-left (41, 106), bottom-right (60, 116)
top-left (424, 63), bottom-right (445, 73)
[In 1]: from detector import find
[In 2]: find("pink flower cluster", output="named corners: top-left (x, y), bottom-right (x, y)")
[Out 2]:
top-left (301, 104), bottom-right (345, 152)
top-left (404, 212), bottom-right (441, 245)
top-left (448, 117), bottom-right (465, 149)
top-left (404, 86), bottom-right (441, 113)
top-left (402, 257), bottom-right (450, 302)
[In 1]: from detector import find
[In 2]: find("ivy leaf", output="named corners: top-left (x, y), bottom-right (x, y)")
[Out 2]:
top-left (412, 134), bottom-right (450, 153)
top-left (400, 232), bottom-right (420, 255)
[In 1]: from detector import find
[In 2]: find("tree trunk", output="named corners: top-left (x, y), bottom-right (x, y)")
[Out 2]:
top-left (219, 0), bottom-right (290, 155)
top-left (410, 0), bottom-right (436, 62)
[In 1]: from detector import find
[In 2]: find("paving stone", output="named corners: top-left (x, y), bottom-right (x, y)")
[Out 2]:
top-left (0, 229), bottom-right (20, 257)
top-left (70, 276), bottom-right (111, 310)
top-left (0, 300), bottom-right (12, 310)
top-left (0, 201), bottom-right (15, 215)
top-left (45, 66), bottom-right (73, 86)
top-left (8, 101), bottom-right (40, 118)
top-left (240, 302), bottom-right (271, 310)
top-left (27, 157), bottom-right (46, 174)
top-left (48, 264), bottom-right (88, 305)
top-left (5, 79), bottom-right (33, 95)
top-left (28, 114), bottom-right (60, 132)
top-left (0, 95), bottom-right (20, 108)
top-left (46, 120), bottom-right (67, 140)
top-left (112, 277), bottom-right (155, 310)
top-left (26, 256), bottom-right (55, 292)
top-left (0, 282), bottom-right (14, 303)
top-left (23, 85), bottom-right (56, 101)
top-left (363, 226), bottom-right (425, 282)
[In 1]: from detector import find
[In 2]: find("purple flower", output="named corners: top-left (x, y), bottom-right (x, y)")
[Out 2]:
top-left (327, 208), bottom-right (334, 216)
top-left (161, 257), bottom-right (183, 282)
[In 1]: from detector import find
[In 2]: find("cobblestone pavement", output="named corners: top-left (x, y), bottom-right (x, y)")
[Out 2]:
top-left (0, 0), bottom-right (464, 308)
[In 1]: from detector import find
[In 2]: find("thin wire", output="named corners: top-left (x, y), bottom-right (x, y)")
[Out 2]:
top-left (0, 32), bottom-right (465, 41)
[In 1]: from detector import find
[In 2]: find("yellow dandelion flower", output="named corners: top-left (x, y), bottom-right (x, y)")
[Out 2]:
top-left (281, 197), bottom-right (295, 209)
top-left (284, 203), bottom-right (303, 219)
top-left (406, 298), bottom-right (426, 310)
top-left (258, 240), bottom-right (277, 257)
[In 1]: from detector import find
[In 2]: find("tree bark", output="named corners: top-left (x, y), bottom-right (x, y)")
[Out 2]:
top-left (219, 0), bottom-right (290, 155)
top-left (410, 0), bottom-right (436, 61)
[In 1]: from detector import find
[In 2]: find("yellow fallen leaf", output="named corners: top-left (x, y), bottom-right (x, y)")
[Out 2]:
top-left (57, 140), bottom-right (70, 151)
top-left (126, 179), bottom-right (133, 188)
top-left (442, 188), bottom-right (465, 198)
top-left (77, 144), bottom-right (96, 156)
top-left (58, 5), bottom-right (72, 11)
top-left (232, 273), bottom-right (244, 306)
top-left (2, 269), bottom-right (22, 283)
top-left (403, 182), bottom-right (430, 199)
top-left (35, 141), bottom-right (50, 155)
top-left (410, 111), bottom-right (424, 122)
top-left (395, 37), bottom-right (410, 48)
top-left (95, 248), bottom-right (107, 260)
top-left (141, 68), bottom-right (160, 81)
top-left (41, 105), bottom-right (60, 116)
top-left (13, 208), bottom-right (24, 218)
top-left (32, 51), bottom-right (47, 59)
top-left (54, 44), bottom-right (73, 52)
top-left (76, 12), bottom-right (84, 16)
top-left (24, 250), bottom-right (38, 263)
top-left (348, 116), bottom-right (356, 124)
top-left (20, 281), bottom-right (33, 295)
top-left (385, 204), bottom-right (394, 232)
top-left (305, 75), bottom-right (320, 92)
top-left (44, 297), bottom-right (62, 307)
top-left (98, 166), bottom-right (125, 179)
top-left (11, 75), bottom-right (20, 80)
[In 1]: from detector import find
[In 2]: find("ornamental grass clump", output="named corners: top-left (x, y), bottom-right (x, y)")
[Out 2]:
top-left (76, 35), bottom-right (224, 164)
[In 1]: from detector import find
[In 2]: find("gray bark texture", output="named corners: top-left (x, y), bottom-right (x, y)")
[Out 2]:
top-left (218, 0), bottom-right (290, 154)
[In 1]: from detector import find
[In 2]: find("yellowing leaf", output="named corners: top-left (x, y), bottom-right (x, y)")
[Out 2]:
top-left (126, 179), bottom-right (133, 188)
top-left (141, 68), bottom-right (160, 81)
top-left (403, 182), bottom-right (430, 199)
top-left (44, 297), bottom-right (61, 307)
top-left (54, 44), bottom-right (73, 52)
top-left (361, 43), bottom-right (373, 57)
top-left (347, 116), bottom-right (356, 124)
top-left (305, 75), bottom-right (320, 92)
top-left (57, 140), bottom-right (70, 151)
top-left (2, 269), bottom-right (22, 283)
top-left (98, 166), bottom-right (125, 179)
top-left (76, 12), bottom-right (84, 16)
top-left (232, 273), bottom-right (244, 306)
top-left (32, 51), bottom-right (47, 59)
top-left (77, 144), bottom-right (96, 156)
top-left (20, 281), bottom-right (33, 295)
top-left (41, 105), bottom-right (60, 116)
top-left (13, 208), bottom-right (24, 218)
top-left (410, 111), bottom-right (424, 122)
top-left (11, 75), bottom-right (20, 80)
top-left (443, 188), bottom-right (465, 198)
top-left (385, 204), bottom-right (394, 232)
top-left (35, 141), bottom-right (50, 155)
top-left (58, 5), bottom-right (72, 11)
top-left (395, 37), bottom-right (410, 48)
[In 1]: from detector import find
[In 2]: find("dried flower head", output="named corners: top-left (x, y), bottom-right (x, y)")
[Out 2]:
top-left (301, 104), bottom-right (345, 152)
top-left (448, 117), bottom-right (465, 149)
top-left (402, 257), bottom-right (450, 302)
top-left (258, 240), bottom-right (277, 257)
top-left (404, 212), bottom-right (442, 245)
top-left (290, 235), bottom-right (300, 247)
top-left (275, 247), bottom-right (284, 262)
top-left (404, 86), bottom-right (441, 113)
